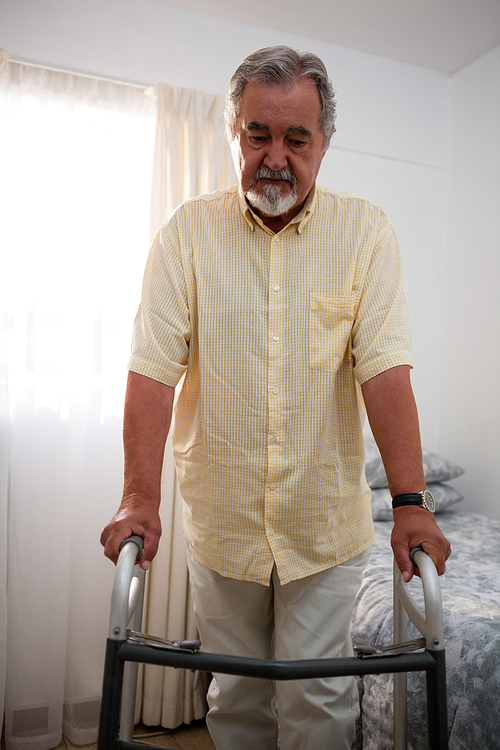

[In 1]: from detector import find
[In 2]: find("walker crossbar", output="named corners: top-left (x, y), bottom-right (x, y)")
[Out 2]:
top-left (97, 537), bottom-right (448, 750)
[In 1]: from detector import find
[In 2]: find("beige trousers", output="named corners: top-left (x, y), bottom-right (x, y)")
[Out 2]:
top-left (185, 545), bottom-right (370, 750)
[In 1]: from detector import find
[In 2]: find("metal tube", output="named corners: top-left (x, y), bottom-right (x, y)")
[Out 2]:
top-left (119, 568), bottom-right (146, 741)
top-left (394, 547), bottom-right (448, 749)
top-left (117, 641), bottom-right (435, 679)
top-left (393, 559), bottom-right (408, 750)
top-left (426, 649), bottom-right (449, 749)
top-left (97, 639), bottom-right (126, 750)
top-left (411, 550), bottom-right (445, 651)
top-left (116, 742), bottom-right (178, 750)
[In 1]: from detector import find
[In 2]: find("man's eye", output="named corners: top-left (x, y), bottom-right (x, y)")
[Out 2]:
top-left (249, 135), bottom-right (266, 144)
top-left (290, 139), bottom-right (306, 148)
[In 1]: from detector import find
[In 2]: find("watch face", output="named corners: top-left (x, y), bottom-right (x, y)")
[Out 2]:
top-left (422, 490), bottom-right (436, 513)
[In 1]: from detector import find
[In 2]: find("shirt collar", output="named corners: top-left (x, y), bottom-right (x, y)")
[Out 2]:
top-left (237, 184), bottom-right (317, 235)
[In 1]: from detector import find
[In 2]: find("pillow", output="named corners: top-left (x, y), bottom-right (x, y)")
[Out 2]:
top-left (371, 483), bottom-right (464, 522)
top-left (364, 438), bottom-right (464, 489)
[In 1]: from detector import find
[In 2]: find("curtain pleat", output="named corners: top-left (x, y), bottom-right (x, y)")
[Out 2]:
top-left (139, 82), bottom-right (236, 728)
top-left (0, 303), bottom-right (8, 743)
top-left (148, 83), bottom-right (236, 237)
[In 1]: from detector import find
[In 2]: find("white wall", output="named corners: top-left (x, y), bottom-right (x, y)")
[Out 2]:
top-left (2, 1), bottom-right (453, 459)
top-left (439, 45), bottom-right (500, 518)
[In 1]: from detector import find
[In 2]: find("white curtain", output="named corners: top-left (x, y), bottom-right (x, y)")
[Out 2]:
top-left (0, 60), bottom-right (237, 748)
top-left (0, 59), bottom-right (156, 749)
top-left (139, 83), bottom-right (236, 728)
top-left (148, 83), bottom-right (236, 238)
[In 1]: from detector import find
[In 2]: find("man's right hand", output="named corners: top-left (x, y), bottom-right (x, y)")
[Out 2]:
top-left (101, 372), bottom-right (174, 570)
top-left (100, 494), bottom-right (162, 571)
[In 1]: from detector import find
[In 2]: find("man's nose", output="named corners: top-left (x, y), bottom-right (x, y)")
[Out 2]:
top-left (263, 141), bottom-right (288, 171)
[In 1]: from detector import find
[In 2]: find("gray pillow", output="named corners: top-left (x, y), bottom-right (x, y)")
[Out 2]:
top-left (371, 483), bottom-right (464, 521)
top-left (365, 438), bottom-right (464, 489)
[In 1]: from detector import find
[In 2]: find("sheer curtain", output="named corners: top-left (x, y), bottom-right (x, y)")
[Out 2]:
top-left (139, 83), bottom-right (236, 728)
top-left (0, 59), bottom-right (156, 749)
top-left (1, 59), bottom-right (237, 748)
top-left (148, 83), bottom-right (236, 236)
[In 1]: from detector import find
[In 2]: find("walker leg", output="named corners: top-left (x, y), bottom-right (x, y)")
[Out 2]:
top-left (98, 639), bottom-right (126, 750)
top-left (426, 650), bottom-right (448, 750)
top-left (119, 575), bottom-right (145, 741)
top-left (393, 559), bottom-right (408, 750)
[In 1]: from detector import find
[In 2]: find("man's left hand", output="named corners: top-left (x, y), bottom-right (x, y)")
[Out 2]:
top-left (391, 506), bottom-right (451, 582)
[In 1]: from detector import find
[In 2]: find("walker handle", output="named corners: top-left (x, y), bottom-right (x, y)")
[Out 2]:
top-left (118, 535), bottom-right (144, 561)
top-left (409, 546), bottom-right (425, 568)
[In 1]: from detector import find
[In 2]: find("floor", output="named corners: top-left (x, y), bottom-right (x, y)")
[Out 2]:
top-left (0, 720), bottom-right (216, 750)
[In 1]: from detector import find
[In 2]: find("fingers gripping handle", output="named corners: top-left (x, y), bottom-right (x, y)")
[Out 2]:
top-left (409, 546), bottom-right (423, 567)
top-left (118, 535), bottom-right (144, 561)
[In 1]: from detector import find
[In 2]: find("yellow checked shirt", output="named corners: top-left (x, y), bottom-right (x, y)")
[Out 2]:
top-left (129, 183), bottom-right (413, 585)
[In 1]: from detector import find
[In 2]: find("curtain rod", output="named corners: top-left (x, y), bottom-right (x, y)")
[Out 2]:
top-left (7, 57), bottom-right (149, 90)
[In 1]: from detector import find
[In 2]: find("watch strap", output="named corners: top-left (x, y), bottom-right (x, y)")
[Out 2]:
top-left (392, 490), bottom-right (435, 513)
top-left (392, 492), bottom-right (425, 509)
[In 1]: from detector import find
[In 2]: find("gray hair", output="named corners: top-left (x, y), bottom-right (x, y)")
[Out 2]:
top-left (224, 46), bottom-right (337, 149)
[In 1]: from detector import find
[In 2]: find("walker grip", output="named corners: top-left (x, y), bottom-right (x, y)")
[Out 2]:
top-left (409, 546), bottom-right (424, 566)
top-left (118, 535), bottom-right (144, 560)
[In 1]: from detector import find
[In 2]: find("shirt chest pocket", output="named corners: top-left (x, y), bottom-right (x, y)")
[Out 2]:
top-left (310, 292), bottom-right (361, 372)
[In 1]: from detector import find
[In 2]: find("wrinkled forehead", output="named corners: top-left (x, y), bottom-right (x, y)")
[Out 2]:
top-left (238, 80), bottom-right (322, 134)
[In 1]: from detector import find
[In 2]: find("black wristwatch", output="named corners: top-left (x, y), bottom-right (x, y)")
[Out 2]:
top-left (392, 490), bottom-right (435, 513)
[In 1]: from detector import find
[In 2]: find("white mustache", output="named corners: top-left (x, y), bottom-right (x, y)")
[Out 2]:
top-left (253, 167), bottom-right (297, 188)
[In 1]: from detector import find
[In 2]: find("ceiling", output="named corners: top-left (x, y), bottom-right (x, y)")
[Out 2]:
top-left (156, 0), bottom-right (500, 72)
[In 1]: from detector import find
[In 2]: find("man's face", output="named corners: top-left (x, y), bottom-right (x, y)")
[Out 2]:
top-left (231, 79), bottom-right (326, 225)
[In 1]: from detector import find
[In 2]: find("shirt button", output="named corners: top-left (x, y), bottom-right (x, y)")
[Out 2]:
top-left (273, 236), bottom-right (280, 242)
top-left (272, 386), bottom-right (279, 395)
top-left (273, 285), bottom-right (281, 292)
top-left (269, 483), bottom-right (277, 491)
top-left (269, 435), bottom-right (277, 444)
top-left (272, 335), bottom-right (279, 342)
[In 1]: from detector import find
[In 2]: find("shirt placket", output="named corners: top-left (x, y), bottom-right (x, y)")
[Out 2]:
top-left (265, 231), bottom-right (285, 549)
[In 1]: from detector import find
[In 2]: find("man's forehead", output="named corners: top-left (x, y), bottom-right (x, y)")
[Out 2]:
top-left (239, 81), bottom-right (322, 134)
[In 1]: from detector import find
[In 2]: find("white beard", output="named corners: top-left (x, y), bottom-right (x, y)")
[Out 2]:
top-left (247, 183), bottom-right (298, 217)
top-left (246, 169), bottom-right (298, 217)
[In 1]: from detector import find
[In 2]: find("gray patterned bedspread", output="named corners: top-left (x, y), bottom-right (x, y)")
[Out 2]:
top-left (351, 510), bottom-right (500, 749)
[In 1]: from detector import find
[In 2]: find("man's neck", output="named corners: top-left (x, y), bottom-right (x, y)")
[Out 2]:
top-left (251, 196), bottom-right (308, 234)
top-left (260, 214), bottom-right (292, 233)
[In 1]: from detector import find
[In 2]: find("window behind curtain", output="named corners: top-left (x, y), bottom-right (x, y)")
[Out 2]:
top-left (0, 62), bottom-right (156, 748)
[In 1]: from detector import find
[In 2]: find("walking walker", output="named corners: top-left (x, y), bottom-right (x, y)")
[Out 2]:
top-left (98, 536), bottom-right (448, 750)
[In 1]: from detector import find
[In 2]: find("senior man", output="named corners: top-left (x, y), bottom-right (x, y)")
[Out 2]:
top-left (101, 46), bottom-right (450, 750)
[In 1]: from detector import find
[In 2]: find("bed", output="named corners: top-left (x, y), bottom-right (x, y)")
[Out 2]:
top-left (352, 441), bottom-right (500, 749)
